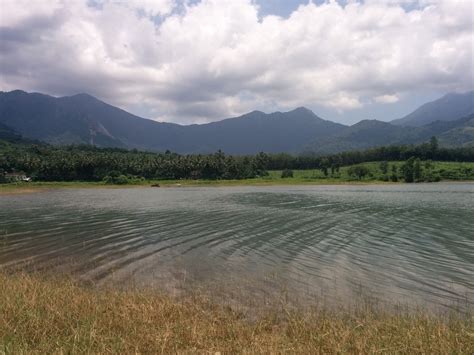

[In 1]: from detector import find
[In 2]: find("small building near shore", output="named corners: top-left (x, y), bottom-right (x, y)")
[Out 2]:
top-left (5, 172), bottom-right (31, 182)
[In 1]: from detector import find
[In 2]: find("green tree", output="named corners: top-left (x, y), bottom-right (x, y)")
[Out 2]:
top-left (401, 157), bottom-right (415, 183)
top-left (281, 169), bottom-right (294, 178)
top-left (115, 175), bottom-right (129, 185)
top-left (347, 165), bottom-right (370, 180)
top-left (430, 136), bottom-right (438, 152)
top-left (320, 158), bottom-right (329, 176)
top-left (253, 152), bottom-right (269, 177)
top-left (390, 164), bottom-right (398, 182)
top-left (413, 158), bottom-right (422, 182)
top-left (0, 168), bottom-right (6, 183)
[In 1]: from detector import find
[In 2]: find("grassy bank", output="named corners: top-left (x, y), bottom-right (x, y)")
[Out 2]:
top-left (0, 273), bottom-right (472, 354)
top-left (0, 177), bottom-right (384, 195)
top-left (1, 161), bottom-right (473, 194)
top-left (269, 161), bottom-right (474, 182)
top-left (0, 177), bottom-right (374, 194)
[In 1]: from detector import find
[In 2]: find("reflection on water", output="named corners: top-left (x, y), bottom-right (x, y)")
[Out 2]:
top-left (1, 184), bottom-right (473, 310)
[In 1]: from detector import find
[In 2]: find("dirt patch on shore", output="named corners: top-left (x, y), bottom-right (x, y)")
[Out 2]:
top-left (0, 187), bottom-right (46, 196)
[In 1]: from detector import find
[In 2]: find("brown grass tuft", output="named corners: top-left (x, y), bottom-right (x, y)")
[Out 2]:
top-left (0, 272), bottom-right (472, 354)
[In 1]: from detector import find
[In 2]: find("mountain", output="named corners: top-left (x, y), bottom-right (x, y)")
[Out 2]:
top-left (0, 122), bottom-right (20, 141)
top-left (1, 89), bottom-right (473, 155)
top-left (304, 116), bottom-right (473, 154)
top-left (304, 120), bottom-right (409, 154)
top-left (182, 107), bottom-right (345, 154)
top-left (0, 121), bottom-right (44, 145)
top-left (0, 90), bottom-right (345, 154)
top-left (391, 91), bottom-right (474, 127)
top-left (437, 114), bottom-right (474, 147)
top-left (0, 90), bottom-right (181, 150)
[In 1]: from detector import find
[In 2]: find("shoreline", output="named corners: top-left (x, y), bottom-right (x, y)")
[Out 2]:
top-left (2, 161), bottom-right (473, 195)
top-left (1, 179), bottom-right (474, 195)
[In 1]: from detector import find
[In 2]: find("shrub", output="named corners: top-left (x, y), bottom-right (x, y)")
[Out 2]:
top-left (424, 171), bottom-right (441, 182)
top-left (401, 157), bottom-right (415, 183)
top-left (347, 165), bottom-right (370, 180)
top-left (281, 169), bottom-right (294, 178)
top-left (390, 165), bottom-right (398, 182)
top-left (115, 175), bottom-right (129, 185)
top-left (103, 174), bottom-right (130, 185)
top-left (0, 169), bottom-right (6, 183)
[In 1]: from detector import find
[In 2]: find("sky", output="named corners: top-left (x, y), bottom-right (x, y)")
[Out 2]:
top-left (0, 0), bottom-right (472, 125)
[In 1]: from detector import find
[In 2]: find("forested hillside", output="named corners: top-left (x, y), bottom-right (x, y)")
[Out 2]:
top-left (1, 90), bottom-right (473, 155)
top-left (0, 91), bottom-right (344, 154)
top-left (1, 134), bottom-right (473, 184)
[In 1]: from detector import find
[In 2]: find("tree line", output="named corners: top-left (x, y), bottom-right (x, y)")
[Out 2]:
top-left (0, 144), bottom-right (269, 182)
top-left (344, 159), bottom-right (467, 183)
top-left (1, 137), bottom-right (473, 183)
top-left (267, 137), bottom-right (474, 171)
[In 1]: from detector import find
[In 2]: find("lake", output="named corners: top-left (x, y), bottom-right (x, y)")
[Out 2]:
top-left (1, 184), bottom-right (473, 311)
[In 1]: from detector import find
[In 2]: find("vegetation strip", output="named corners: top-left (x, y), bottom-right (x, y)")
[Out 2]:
top-left (0, 273), bottom-right (472, 354)
top-left (1, 136), bottom-right (474, 185)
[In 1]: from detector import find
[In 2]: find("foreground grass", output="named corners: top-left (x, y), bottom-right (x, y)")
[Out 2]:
top-left (0, 273), bottom-right (472, 353)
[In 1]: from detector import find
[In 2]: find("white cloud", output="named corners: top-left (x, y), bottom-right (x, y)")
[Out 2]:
top-left (0, 0), bottom-right (472, 123)
top-left (122, 0), bottom-right (176, 16)
top-left (375, 94), bottom-right (400, 103)
top-left (0, 0), bottom-right (63, 27)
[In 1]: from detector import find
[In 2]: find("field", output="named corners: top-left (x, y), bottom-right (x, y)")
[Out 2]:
top-left (266, 161), bottom-right (474, 182)
top-left (0, 272), bottom-right (472, 354)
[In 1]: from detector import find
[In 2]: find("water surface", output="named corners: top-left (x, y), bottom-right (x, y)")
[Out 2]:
top-left (1, 184), bottom-right (473, 310)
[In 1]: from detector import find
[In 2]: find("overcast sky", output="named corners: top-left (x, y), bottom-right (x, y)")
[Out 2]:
top-left (0, 0), bottom-right (472, 124)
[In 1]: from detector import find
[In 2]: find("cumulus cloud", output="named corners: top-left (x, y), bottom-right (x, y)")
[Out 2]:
top-left (120, 0), bottom-right (176, 16)
top-left (0, 0), bottom-right (472, 123)
top-left (374, 94), bottom-right (400, 103)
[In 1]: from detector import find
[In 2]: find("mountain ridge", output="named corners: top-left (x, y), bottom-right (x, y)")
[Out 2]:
top-left (1, 90), bottom-right (473, 155)
top-left (0, 90), bottom-right (346, 154)
top-left (391, 91), bottom-right (474, 127)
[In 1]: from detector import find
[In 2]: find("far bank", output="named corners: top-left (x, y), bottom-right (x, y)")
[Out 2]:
top-left (2, 161), bottom-right (474, 195)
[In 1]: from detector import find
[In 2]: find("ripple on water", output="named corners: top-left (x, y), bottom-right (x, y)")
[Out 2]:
top-left (0, 184), bottom-right (473, 310)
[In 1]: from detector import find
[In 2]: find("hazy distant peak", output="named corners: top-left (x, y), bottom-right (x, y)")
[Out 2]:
top-left (247, 110), bottom-right (265, 115)
top-left (65, 93), bottom-right (101, 102)
top-left (285, 107), bottom-right (315, 116)
top-left (354, 119), bottom-right (389, 126)
top-left (391, 91), bottom-right (474, 127)
top-left (70, 92), bottom-right (95, 98)
top-left (2, 90), bottom-right (56, 102)
top-left (6, 89), bottom-right (28, 95)
top-left (239, 110), bottom-right (266, 120)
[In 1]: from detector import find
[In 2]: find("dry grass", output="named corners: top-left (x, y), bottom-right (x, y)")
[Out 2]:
top-left (0, 272), bottom-right (472, 354)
